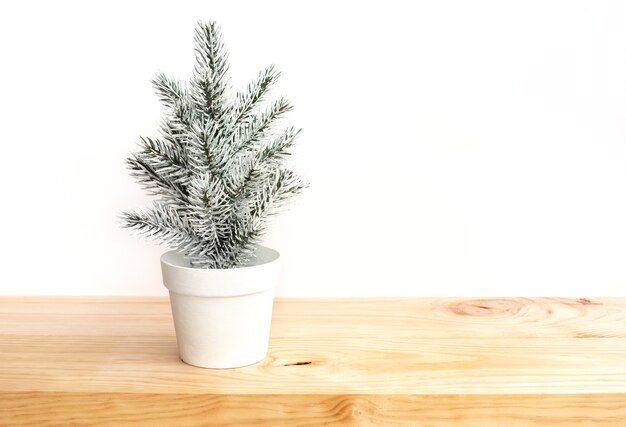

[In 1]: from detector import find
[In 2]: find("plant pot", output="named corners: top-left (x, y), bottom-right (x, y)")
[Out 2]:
top-left (160, 245), bottom-right (280, 369)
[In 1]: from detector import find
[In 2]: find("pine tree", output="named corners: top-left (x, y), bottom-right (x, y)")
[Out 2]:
top-left (121, 21), bottom-right (306, 269)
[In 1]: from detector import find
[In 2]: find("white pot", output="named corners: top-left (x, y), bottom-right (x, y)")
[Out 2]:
top-left (160, 246), bottom-right (280, 369)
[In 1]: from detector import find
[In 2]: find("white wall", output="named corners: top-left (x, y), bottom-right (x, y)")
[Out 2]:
top-left (1, 0), bottom-right (625, 296)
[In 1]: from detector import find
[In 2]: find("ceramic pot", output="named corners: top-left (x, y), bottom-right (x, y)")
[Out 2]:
top-left (160, 246), bottom-right (280, 368)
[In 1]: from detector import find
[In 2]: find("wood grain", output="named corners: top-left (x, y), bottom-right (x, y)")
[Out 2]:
top-left (1, 297), bottom-right (625, 425)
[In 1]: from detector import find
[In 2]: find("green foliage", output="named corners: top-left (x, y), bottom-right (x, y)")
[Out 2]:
top-left (121, 21), bottom-right (306, 268)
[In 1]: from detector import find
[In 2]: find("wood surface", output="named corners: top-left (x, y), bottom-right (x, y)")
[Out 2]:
top-left (1, 297), bottom-right (625, 425)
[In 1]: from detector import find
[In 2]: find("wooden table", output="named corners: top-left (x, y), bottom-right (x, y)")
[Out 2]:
top-left (1, 297), bottom-right (625, 426)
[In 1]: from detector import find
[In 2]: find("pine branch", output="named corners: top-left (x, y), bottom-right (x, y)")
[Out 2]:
top-left (156, 87), bottom-right (195, 157)
top-left (185, 119), bottom-right (231, 175)
top-left (127, 153), bottom-right (188, 205)
top-left (152, 73), bottom-right (186, 109)
top-left (159, 118), bottom-right (188, 150)
top-left (120, 203), bottom-right (207, 257)
top-left (190, 21), bottom-right (229, 122)
top-left (229, 65), bottom-right (280, 128)
top-left (224, 126), bottom-right (300, 194)
top-left (222, 97), bottom-right (293, 168)
top-left (255, 126), bottom-right (300, 165)
top-left (247, 167), bottom-right (306, 218)
top-left (137, 137), bottom-right (188, 184)
top-left (234, 167), bottom-right (307, 249)
top-left (187, 172), bottom-right (232, 250)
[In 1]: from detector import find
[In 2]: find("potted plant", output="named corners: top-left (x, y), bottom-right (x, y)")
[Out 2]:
top-left (121, 21), bottom-right (306, 369)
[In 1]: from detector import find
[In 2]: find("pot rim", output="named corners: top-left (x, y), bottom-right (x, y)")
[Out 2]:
top-left (160, 245), bottom-right (281, 297)
top-left (160, 245), bottom-right (280, 272)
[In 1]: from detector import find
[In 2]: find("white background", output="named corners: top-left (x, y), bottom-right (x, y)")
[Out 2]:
top-left (1, 0), bottom-right (625, 296)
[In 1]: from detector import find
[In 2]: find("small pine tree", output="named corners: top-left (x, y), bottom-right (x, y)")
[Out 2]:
top-left (121, 21), bottom-right (306, 269)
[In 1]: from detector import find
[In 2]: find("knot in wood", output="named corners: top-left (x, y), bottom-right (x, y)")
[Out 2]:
top-left (448, 298), bottom-right (524, 317)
